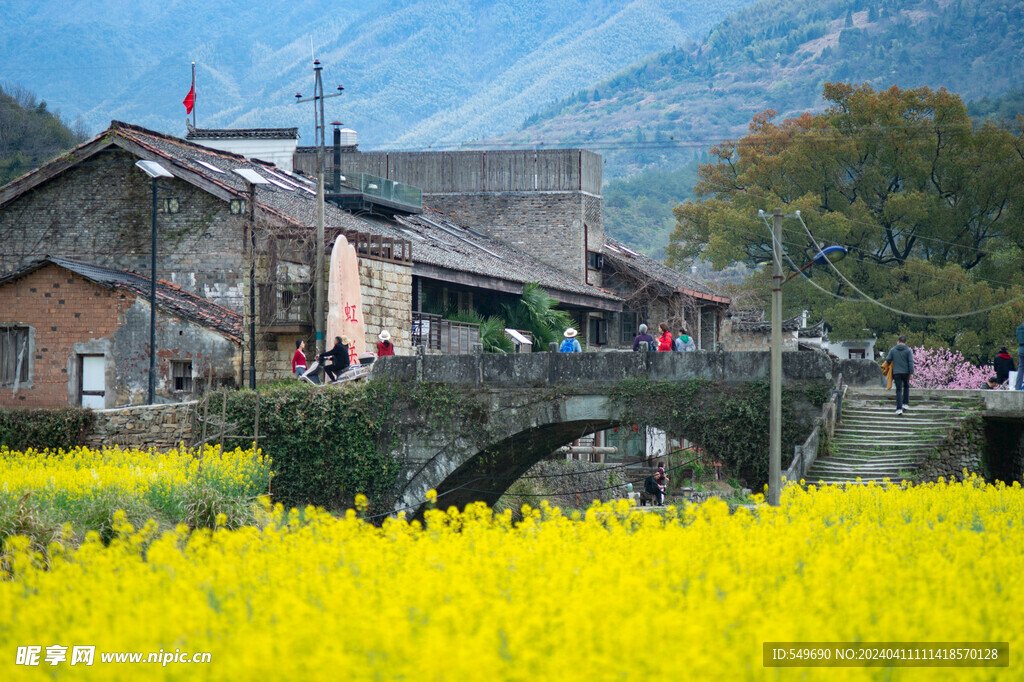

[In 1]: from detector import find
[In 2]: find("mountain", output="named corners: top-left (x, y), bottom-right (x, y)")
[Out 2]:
top-left (505, 0), bottom-right (1024, 177)
top-left (0, 0), bottom-right (756, 147)
top-left (0, 85), bottom-right (88, 185)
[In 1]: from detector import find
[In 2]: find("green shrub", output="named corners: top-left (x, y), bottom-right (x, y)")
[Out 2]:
top-left (218, 382), bottom-right (403, 514)
top-left (0, 407), bottom-right (93, 450)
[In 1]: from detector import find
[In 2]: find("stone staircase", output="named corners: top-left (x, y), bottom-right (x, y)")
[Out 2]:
top-left (805, 391), bottom-right (982, 484)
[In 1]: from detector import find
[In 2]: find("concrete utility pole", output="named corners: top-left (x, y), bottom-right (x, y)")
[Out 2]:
top-left (296, 60), bottom-right (343, 356)
top-left (769, 208), bottom-right (784, 506)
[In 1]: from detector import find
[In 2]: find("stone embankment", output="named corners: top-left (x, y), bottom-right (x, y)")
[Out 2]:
top-left (83, 402), bottom-right (196, 451)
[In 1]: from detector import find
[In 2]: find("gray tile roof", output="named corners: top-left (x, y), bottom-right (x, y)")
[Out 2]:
top-left (378, 211), bottom-right (619, 303)
top-left (0, 257), bottom-right (242, 342)
top-left (112, 123), bottom-right (618, 306)
top-left (185, 127), bottom-right (298, 140)
top-left (603, 237), bottom-right (729, 304)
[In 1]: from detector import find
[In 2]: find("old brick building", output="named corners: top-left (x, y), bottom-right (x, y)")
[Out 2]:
top-left (0, 121), bottom-right (622, 389)
top-left (0, 258), bottom-right (240, 408)
top-left (602, 238), bottom-right (731, 350)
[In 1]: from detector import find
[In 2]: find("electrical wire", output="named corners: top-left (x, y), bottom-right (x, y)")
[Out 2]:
top-left (793, 213), bottom-right (1024, 319)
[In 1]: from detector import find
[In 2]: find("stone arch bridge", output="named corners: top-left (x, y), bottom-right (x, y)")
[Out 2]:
top-left (371, 351), bottom-right (878, 514)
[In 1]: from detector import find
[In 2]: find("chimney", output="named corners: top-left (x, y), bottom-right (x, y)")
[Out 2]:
top-left (332, 122), bottom-right (342, 193)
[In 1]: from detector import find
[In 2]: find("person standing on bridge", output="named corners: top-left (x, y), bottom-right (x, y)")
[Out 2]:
top-left (657, 323), bottom-right (674, 351)
top-left (993, 346), bottom-right (1015, 387)
top-left (632, 324), bottom-right (655, 352)
top-left (559, 328), bottom-right (582, 353)
top-left (674, 326), bottom-right (696, 352)
top-left (292, 339), bottom-right (307, 377)
top-left (377, 329), bottom-right (395, 357)
top-left (885, 336), bottom-right (914, 415)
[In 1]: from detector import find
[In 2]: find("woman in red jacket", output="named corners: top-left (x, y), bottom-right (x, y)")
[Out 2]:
top-left (291, 339), bottom-right (307, 377)
top-left (657, 323), bottom-right (674, 351)
top-left (377, 329), bottom-right (395, 357)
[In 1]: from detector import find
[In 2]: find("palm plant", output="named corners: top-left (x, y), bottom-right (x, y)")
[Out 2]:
top-left (446, 310), bottom-right (515, 353)
top-left (501, 282), bottom-right (574, 350)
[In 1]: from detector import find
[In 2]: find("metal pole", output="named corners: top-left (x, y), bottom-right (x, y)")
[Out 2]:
top-left (248, 183), bottom-right (257, 390)
top-left (769, 207), bottom-right (784, 506)
top-left (314, 62), bottom-right (326, 355)
top-left (149, 177), bottom-right (158, 405)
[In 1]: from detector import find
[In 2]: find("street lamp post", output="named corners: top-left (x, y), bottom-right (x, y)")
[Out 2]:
top-left (134, 160), bottom-right (174, 405)
top-left (764, 207), bottom-right (846, 506)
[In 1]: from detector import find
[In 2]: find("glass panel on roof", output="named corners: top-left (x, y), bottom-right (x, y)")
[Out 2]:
top-left (194, 159), bottom-right (225, 174)
top-left (232, 168), bottom-right (269, 184)
top-left (265, 177), bottom-right (295, 192)
top-left (262, 168), bottom-right (301, 189)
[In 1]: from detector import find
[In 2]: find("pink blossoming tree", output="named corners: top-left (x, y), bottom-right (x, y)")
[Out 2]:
top-left (908, 346), bottom-right (990, 390)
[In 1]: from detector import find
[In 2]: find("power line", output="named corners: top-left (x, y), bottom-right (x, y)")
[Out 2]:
top-left (793, 213), bottom-right (1024, 319)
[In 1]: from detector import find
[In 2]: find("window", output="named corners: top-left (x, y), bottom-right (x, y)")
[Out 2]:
top-left (230, 199), bottom-right (246, 215)
top-left (0, 326), bottom-right (31, 387)
top-left (171, 360), bottom-right (193, 392)
top-left (589, 317), bottom-right (608, 346)
top-left (587, 251), bottom-right (604, 270)
top-left (620, 311), bottom-right (639, 345)
top-left (848, 349), bottom-right (866, 359)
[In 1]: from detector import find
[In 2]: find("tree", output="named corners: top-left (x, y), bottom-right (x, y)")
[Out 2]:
top-left (667, 83), bottom-right (1024, 362)
top-left (0, 84), bottom-right (89, 185)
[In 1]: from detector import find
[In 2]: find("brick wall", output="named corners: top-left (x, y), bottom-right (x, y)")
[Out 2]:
top-left (0, 265), bottom-right (121, 408)
top-left (0, 150), bottom-right (247, 311)
top-left (0, 264), bottom-right (240, 408)
top-left (360, 258), bottom-right (413, 355)
top-left (426, 191), bottom-right (600, 283)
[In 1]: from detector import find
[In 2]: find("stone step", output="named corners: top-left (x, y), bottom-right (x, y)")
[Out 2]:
top-left (839, 413), bottom-right (964, 423)
top-left (832, 442), bottom-right (942, 451)
top-left (832, 437), bottom-right (942, 447)
top-left (821, 455), bottom-right (925, 465)
top-left (834, 428), bottom-right (946, 437)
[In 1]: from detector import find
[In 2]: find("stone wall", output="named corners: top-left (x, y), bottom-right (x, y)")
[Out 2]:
top-left (83, 401), bottom-right (196, 451)
top-left (0, 150), bottom-right (248, 311)
top-left (360, 258), bottom-right (413, 355)
top-left (373, 349), bottom-right (879, 387)
top-left (719, 317), bottom-right (800, 352)
top-left (426, 191), bottom-right (600, 284)
top-left (919, 414), bottom-right (986, 481)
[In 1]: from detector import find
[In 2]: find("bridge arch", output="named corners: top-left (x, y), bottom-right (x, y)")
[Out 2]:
top-left (392, 394), bottom-right (626, 513)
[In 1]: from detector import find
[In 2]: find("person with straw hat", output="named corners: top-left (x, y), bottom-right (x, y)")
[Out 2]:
top-left (559, 327), bottom-right (581, 353)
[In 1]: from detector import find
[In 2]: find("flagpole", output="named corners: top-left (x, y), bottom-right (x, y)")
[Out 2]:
top-left (191, 62), bottom-right (196, 128)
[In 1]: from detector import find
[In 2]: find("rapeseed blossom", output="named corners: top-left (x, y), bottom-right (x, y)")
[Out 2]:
top-left (1, 474), bottom-right (1023, 680)
top-left (0, 445), bottom-right (270, 541)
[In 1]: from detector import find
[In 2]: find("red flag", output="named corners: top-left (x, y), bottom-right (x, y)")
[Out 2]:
top-left (183, 82), bottom-right (195, 114)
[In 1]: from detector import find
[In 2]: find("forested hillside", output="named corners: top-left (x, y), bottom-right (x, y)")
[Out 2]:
top-left (511, 0), bottom-right (1024, 176)
top-left (0, 86), bottom-right (87, 186)
top-left (0, 0), bottom-right (754, 146)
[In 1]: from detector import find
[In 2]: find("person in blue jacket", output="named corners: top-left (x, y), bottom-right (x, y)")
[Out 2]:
top-left (559, 328), bottom-right (582, 353)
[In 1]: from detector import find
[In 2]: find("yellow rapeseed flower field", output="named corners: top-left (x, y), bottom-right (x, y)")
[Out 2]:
top-left (1, 461), bottom-right (1022, 679)
top-left (0, 445), bottom-right (271, 541)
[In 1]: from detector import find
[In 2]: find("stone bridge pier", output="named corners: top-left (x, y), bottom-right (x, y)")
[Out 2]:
top-left (372, 350), bottom-right (881, 515)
